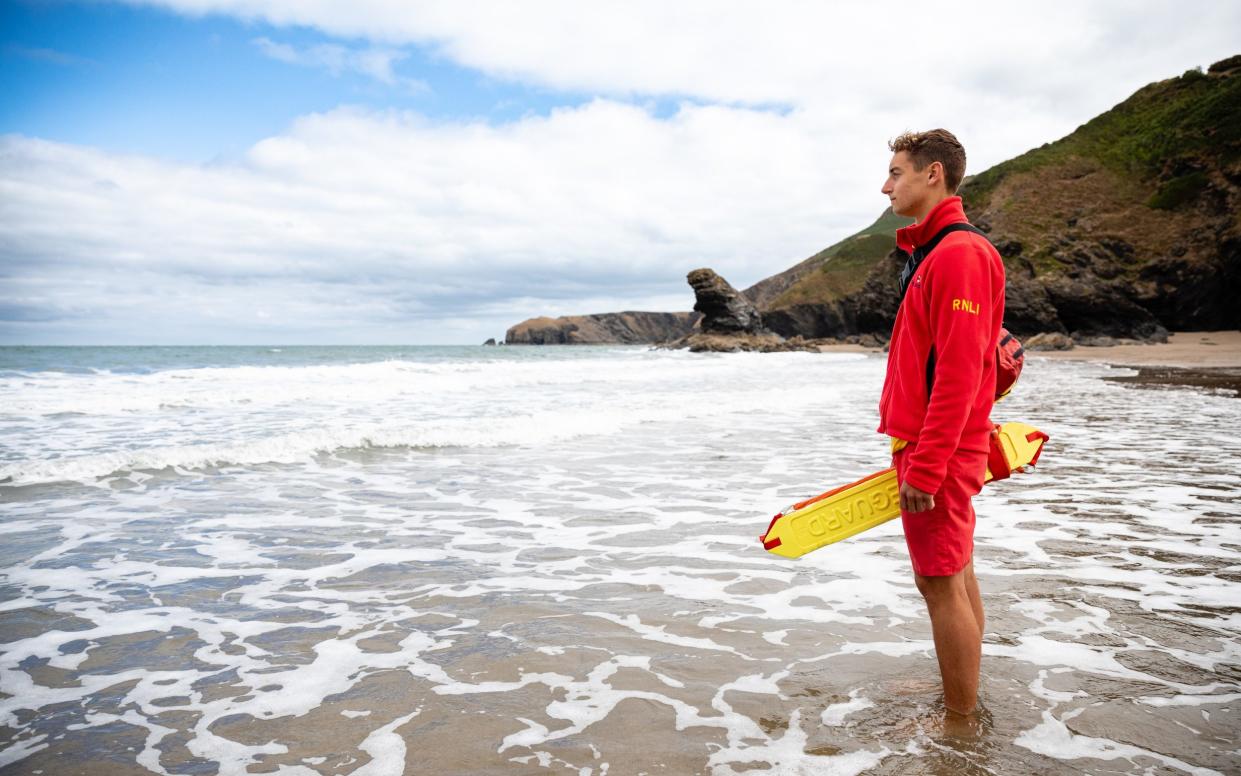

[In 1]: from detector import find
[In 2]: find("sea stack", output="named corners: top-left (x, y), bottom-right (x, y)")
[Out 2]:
top-left (687, 268), bottom-right (765, 335)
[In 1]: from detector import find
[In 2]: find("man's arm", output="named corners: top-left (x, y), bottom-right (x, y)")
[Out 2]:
top-left (902, 242), bottom-right (995, 496)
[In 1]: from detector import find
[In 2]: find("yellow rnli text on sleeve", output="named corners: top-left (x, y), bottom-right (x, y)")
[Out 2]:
top-left (951, 298), bottom-right (980, 315)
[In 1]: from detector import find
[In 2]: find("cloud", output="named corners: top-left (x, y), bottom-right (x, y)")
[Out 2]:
top-left (6, 1), bottom-right (1240, 343)
top-left (251, 36), bottom-right (426, 92)
top-left (1, 100), bottom-right (878, 343)
top-left (136, 1), bottom-right (1241, 113)
top-left (127, 3), bottom-right (1241, 198)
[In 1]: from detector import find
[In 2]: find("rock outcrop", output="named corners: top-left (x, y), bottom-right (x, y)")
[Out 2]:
top-left (1023, 332), bottom-right (1075, 351)
top-left (662, 268), bottom-right (786, 351)
top-left (687, 268), bottom-right (765, 334)
top-left (660, 330), bottom-right (887, 353)
top-left (665, 268), bottom-right (892, 352)
top-left (742, 56), bottom-right (1241, 343)
top-left (506, 57), bottom-right (1241, 348)
top-left (504, 311), bottom-right (699, 345)
top-left (676, 332), bottom-right (785, 352)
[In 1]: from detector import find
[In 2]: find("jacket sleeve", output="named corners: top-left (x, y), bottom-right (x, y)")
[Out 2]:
top-left (903, 242), bottom-right (994, 494)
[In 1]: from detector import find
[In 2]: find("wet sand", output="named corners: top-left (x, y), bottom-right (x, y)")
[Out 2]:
top-left (1101, 365), bottom-right (1241, 398)
top-left (821, 331), bottom-right (1241, 397)
top-left (1036, 331), bottom-right (1241, 398)
top-left (1031, 331), bottom-right (1241, 368)
top-left (819, 331), bottom-right (1240, 367)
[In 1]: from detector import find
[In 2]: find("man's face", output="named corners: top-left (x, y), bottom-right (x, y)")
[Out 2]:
top-left (881, 151), bottom-right (937, 219)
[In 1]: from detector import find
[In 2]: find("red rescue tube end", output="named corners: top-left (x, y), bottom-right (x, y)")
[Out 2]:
top-left (1025, 430), bottom-right (1050, 467)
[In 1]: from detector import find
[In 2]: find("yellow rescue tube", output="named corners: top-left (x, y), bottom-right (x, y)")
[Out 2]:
top-left (759, 422), bottom-right (1049, 559)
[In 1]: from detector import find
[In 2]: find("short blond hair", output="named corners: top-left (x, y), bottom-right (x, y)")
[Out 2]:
top-left (889, 129), bottom-right (967, 193)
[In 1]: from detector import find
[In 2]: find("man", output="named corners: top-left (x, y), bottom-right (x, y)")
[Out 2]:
top-left (877, 129), bottom-right (1005, 719)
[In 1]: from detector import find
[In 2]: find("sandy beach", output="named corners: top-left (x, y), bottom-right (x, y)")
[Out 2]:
top-left (818, 331), bottom-right (1241, 397)
top-left (818, 331), bottom-right (1240, 367)
top-left (1032, 331), bottom-right (1241, 368)
top-left (1028, 331), bottom-right (1241, 398)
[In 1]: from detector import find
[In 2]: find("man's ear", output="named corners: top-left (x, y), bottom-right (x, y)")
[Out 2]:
top-left (927, 160), bottom-right (944, 187)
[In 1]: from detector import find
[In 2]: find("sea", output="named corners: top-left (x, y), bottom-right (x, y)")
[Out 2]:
top-left (1, 345), bottom-right (1238, 775)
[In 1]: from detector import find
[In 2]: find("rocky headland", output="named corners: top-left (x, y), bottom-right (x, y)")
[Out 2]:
top-left (660, 268), bottom-right (883, 352)
top-left (505, 55), bottom-right (1241, 350)
top-left (747, 55), bottom-right (1241, 347)
top-left (505, 311), bottom-right (699, 345)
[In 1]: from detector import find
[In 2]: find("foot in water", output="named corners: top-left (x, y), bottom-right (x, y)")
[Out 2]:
top-left (888, 699), bottom-right (993, 742)
top-left (941, 704), bottom-right (992, 740)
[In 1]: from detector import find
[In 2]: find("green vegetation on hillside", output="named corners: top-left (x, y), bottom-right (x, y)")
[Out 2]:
top-left (961, 63), bottom-right (1241, 212)
top-left (769, 209), bottom-right (911, 307)
top-left (1147, 171), bottom-right (1210, 209)
top-left (772, 232), bottom-right (897, 306)
top-left (759, 55), bottom-right (1241, 323)
top-left (845, 208), bottom-right (914, 242)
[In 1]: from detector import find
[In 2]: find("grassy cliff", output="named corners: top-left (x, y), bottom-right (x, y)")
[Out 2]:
top-left (961, 59), bottom-right (1241, 213)
top-left (757, 54), bottom-right (1241, 338)
top-left (743, 208), bottom-right (912, 308)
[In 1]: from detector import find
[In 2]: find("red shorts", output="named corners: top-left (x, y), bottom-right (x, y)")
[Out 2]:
top-left (893, 443), bottom-right (988, 577)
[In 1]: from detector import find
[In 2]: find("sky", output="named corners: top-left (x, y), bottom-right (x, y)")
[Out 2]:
top-left (2, 1), bottom-right (1239, 345)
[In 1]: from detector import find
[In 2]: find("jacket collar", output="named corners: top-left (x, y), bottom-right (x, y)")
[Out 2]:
top-left (895, 196), bottom-right (969, 254)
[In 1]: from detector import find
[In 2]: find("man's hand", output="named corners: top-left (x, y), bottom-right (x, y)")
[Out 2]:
top-left (899, 481), bottom-right (935, 513)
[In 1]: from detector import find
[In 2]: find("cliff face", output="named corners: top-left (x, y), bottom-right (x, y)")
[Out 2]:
top-left (753, 55), bottom-right (1241, 340)
top-left (742, 209), bottom-right (912, 310)
top-left (760, 248), bottom-right (906, 339)
top-left (505, 57), bottom-right (1240, 346)
top-left (505, 311), bottom-right (700, 345)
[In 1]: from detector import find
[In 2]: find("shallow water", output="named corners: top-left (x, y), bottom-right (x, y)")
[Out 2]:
top-left (1, 346), bottom-right (1238, 775)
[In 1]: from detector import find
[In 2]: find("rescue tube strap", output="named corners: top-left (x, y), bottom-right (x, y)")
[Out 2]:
top-left (1025, 429), bottom-right (1050, 467)
top-left (898, 223), bottom-right (988, 298)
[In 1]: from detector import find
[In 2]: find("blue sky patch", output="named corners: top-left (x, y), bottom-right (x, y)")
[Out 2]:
top-left (0, 0), bottom-right (589, 161)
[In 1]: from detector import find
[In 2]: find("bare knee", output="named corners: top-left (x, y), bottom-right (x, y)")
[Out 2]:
top-left (914, 571), bottom-right (967, 605)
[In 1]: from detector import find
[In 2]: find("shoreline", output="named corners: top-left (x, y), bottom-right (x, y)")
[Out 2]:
top-left (817, 330), bottom-right (1241, 397)
top-left (1031, 331), bottom-right (1241, 397)
top-left (816, 330), bottom-right (1240, 368)
top-left (1029, 330), bottom-right (1241, 368)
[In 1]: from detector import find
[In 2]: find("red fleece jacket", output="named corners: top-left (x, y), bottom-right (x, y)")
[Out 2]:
top-left (877, 196), bottom-right (1005, 494)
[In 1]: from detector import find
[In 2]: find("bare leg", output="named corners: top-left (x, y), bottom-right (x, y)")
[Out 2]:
top-left (915, 568), bottom-right (982, 716)
top-left (963, 560), bottom-right (984, 636)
